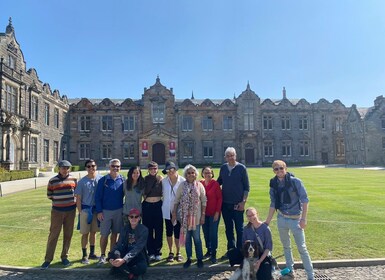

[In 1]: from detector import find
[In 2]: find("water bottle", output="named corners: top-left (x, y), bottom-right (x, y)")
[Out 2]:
top-left (280, 267), bottom-right (291, 276)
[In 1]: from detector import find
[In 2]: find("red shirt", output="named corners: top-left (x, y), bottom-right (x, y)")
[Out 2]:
top-left (200, 179), bottom-right (222, 216)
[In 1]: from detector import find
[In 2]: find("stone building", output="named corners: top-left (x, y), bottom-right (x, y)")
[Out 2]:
top-left (1, 18), bottom-right (384, 170)
top-left (0, 18), bottom-right (69, 170)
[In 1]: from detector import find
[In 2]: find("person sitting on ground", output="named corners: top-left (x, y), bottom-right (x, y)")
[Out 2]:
top-left (108, 208), bottom-right (148, 280)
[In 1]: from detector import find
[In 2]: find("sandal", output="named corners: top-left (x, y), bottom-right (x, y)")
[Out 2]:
top-left (167, 252), bottom-right (174, 262)
top-left (175, 253), bottom-right (183, 262)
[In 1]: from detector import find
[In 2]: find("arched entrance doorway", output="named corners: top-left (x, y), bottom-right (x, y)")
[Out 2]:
top-left (152, 143), bottom-right (165, 165)
top-left (244, 143), bottom-right (254, 165)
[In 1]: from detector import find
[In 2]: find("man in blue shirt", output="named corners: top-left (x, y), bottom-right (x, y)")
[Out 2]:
top-left (95, 159), bottom-right (124, 265)
top-left (217, 147), bottom-right (250, 259)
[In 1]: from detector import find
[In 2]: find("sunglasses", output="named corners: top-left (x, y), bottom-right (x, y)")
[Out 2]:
top-left (86, 165), bottom-right (96, 168)
top-left (111, 165), bottom-right (121, 168)
top-left (129, 215), bottom-right (139, 219)
top-left (273, 167), bottom-right (285, 171)
top-left (187, 172), bottom-right (196, 175)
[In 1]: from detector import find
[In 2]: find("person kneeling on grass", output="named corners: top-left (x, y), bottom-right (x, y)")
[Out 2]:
top-left (108, 208), bottom-right (148, 280)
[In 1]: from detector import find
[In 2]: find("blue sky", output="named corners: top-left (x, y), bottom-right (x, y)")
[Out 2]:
top-left (2, 1), bottom-right (385, 107)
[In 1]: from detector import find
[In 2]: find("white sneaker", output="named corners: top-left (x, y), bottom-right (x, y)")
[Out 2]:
top-left (155, 255), bottom-right (161, 261)
top-left (98, 255), bottom-right (107, 265)
top-left (149, 254), bottom-right (155, 261)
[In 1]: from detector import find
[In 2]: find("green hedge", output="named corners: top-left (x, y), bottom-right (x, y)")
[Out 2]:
top-left (0, 169), bottom-right (35, 182)
top-left (53, 165), bottom-right (82, 173)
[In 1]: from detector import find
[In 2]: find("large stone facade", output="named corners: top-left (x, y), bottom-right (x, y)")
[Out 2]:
top-left (1, 18), bottom-right (384, 170)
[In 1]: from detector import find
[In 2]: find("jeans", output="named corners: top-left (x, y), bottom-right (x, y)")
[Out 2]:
top-left (202, 215), bottom-right (220, 253)
top-left (277, 214), bottom-right (314, 280)
top-left (222, 203), bottom-right (244, 250)
top-left (185, 225), bottom-right (203, 260)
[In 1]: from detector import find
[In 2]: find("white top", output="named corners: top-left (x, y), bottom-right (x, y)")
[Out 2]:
top-left (161, 175), bottom-right (185, 219)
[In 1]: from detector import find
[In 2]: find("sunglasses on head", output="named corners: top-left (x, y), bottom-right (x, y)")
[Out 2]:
top-left (86, 165), bottom-right (96, 168)
top-left (129, 215), bottom-right (139, 219)
top-left (273, 167), bottom-right (285, 171)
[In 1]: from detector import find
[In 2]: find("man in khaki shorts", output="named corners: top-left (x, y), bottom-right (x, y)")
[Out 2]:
top-left (75, 159), bottom-right (102, 264)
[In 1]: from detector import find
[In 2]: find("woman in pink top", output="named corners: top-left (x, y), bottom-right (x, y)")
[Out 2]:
top-left (200, 166), bottom-right (222, 264)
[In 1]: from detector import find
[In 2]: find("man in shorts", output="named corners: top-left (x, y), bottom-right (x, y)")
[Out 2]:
top-left (75, 159), bottom-right (102, 264)
top-left (95, 159), bottom-right (124, 265)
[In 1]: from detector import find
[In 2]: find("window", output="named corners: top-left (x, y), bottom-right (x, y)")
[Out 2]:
top-left (43, 139), bottom-right (49, 162)
top-left (299, 116), bottom-right (308, 130)
top-left (243, 102), bottom-right (254, 130)
top-left (203, 141), bottom-right (213, 158)
top-left (5, 84), bottom-right (17, 113)
top-left (123, 116), bottom-right (135, 131)
top-left (31, 96), bottom-right (38, 121)
top-left (54, 108), bottom-right (59, 128)
top-left (8, 55), bottom-right (15, 69)
top-left (282, 141), bottom-right (291, 157)
top-left (382, 137), bottom-right (385, 150)
top-left (182, 116), bottom-right (193, 131)
top-left (182, 141), bottom-right (194, 158)
top-left (101, 116), bottom-right (113, 131)
top-left (30, 137), bottom-right (37, 162)
top-left (299, 140), bottom-right (309, 156)
top-left (281, 116), bottom-right (291, 130)
top-left (336, 139), bottom-right (345, 156)
top-left (223, 116), bottom-right (233, 131)
top-left (101, 143), bottom-right (112, 159)
top-left (264, 141), bottom-right (274, 157)
top-left (53, 141), bottom-right (59, 162)
top-left (123, 142), bottom-right (135, 159)
top-left (44, 103), bottom-right (50, 125)
top-left (202, 116), bottom-right (213, 131)
top-left (79, 143), bottom-right (90, 160)
top-left (381, 117), bottom-right (385, 129)
top-left (335, 117), bottom-right (343, 132)
top-left (152, 102), bottom-right (165, 123)
top-left (263, 116), bottom-right (273, 130)
top-left (321, 114), bottom-right (326, 130)
top-left (79, 116), bottom-right (91, 132)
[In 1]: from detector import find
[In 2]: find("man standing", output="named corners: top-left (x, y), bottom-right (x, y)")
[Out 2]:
top-left (265, 160), bottom-right (314, 280)
top-left (41, 160), bottom-right (77, 269)
top-left (75, 159), bottom-right (102, 264)
top-left (217, 147), bottom-right (250, 258)
top-left (95, 159), bottom-right (124, 265)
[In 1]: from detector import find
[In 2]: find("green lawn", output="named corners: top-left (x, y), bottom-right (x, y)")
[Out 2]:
top-left (1, 167), bottom-right (385, 268)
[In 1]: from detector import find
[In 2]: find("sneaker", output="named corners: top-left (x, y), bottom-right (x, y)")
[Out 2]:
top-left (220, 252), bottom-right (228, 260)
top-left (203, 251), bottom-right (211, 259)
top-left (62, 258), bottom-right (72, 267)
top-left (175, 253), bottom-right (184, 262)
top-left (40, 261), bottom-right (50, 270)
top-left (210, 256), bottom-right (217, 264)
top-left (155, 254), bottom-right (162, 261)
top-left (183, 258), bottom-right (192, 269)
top-left (197, 259), bottom-right (204, 268)
top-left (149, 254), bottom-right (156, 261)
top-left (280, 271), bottom-right (295, 280)
top-left (88, 253), bottom-right (99, 260)
top-left (98, 255), bottom-right (107, 265)
top-left (81, 257), bottom-right (90, 264)
top-left (167, 252), bottom-right (174, 262)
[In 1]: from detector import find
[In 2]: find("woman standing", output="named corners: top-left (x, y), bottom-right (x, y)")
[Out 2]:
top-left (142, 161), bottom-right (163, 261)
top-left (172, 164), bottom-right (206, 269)
top-left (161, 161), bottom-right (186, 262)
top-left (123, 166), bottom-right (144, 224)
top-left (200, 166), bottom-right (222, 264)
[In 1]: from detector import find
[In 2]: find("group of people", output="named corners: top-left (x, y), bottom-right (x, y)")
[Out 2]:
top-left (40, 147), bottom-right (315, 280)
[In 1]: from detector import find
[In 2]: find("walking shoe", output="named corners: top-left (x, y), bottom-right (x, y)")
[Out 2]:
top-left (280, 271), bottom-right (295, 280)
top-left (167, 252), bottom-right (174, 262)
top-left (98, 255), bottom-right (107, 265)
top-left (88, 253), bottom-right (99, 260)
top-left (149, 254), bottom-right (156, 261)
top-left (175, 253), bottom-right (184, 262)
top-left (40, 261), bottom-right (50, 270)
top-left (210, 255), bottom-right (217, 264)
top-left (197, 259), bottom-right (204, 268)
top-left (183, 258), bottom-right (192, 269)
top-left (62, 258), bottom-right (72, 267)
top-left (81, 257), bottom-right (90, 264)
top-left (155, 254), bottom-right (162, 261)
top-left (220, 252), bottom-right (228, 260)
top-left (203, 251), bottom-right (211, 259)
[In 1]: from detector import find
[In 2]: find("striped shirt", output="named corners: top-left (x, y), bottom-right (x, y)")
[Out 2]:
top-left (47, 174), bottom-right (77, 211)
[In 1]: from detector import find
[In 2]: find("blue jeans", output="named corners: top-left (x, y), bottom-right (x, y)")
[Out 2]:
top-left (222, 203), bottom-right (244, 250)
top-left (277, 214), bottom-right (314, 280)
top-left (185, 225), bottom-right (203, 260)
top-left (202, 215), bottom-right (220, 253)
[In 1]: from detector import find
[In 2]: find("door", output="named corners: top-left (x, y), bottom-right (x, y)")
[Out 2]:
top-left (152, 143), bottom-right (165, 165)
top-left (245, 148), bottom-right (254, 165)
